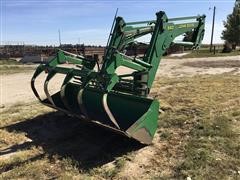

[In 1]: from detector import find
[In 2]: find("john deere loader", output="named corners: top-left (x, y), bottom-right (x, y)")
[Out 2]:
top-left (31, 11), bottom-right (205, 144)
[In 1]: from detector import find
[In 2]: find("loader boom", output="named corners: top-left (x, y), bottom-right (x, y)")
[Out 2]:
top-left (101, 11), bottom-right (205, 95)
top-left (31, 11), bottom-right (205, 144)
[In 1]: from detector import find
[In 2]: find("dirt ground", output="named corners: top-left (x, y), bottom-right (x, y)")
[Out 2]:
top-left (158, 55), bottom-right (240, 77)
top-left (1, 55), bottom-right (240, 108)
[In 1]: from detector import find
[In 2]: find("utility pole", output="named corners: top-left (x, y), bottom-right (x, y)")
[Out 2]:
top-left (58, 29), bottom-right (62, 47)
top-left (210, 6), bottom-right (216, 52)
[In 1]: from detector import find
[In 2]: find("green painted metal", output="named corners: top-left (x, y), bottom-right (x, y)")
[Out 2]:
top-left (31, 11), bottom-right (205, 144)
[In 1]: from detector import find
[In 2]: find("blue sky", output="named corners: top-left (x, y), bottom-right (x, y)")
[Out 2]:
top-left (0, 0), bottom-right (237, 46)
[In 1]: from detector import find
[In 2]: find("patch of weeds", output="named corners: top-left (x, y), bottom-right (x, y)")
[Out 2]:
top-left (0, 129), bottom-right (27, 148)
top-left (176, 114), bottom-right (240, 179)
top-left (0, 159), bottom-right (57, 179)
top-left (0, 147), bottom-right (44, 175)
top-left (192, 115), bottom-right (234, 138)
top-left (106, 157), bottom-right (127, 178)
top-left (160, 130), bottom-right (172, 140)
top-left (159, 113), bottom-right (190, 128)
top-left (232, 111), bottom-right (240, 117)
top-left (219, 139), bottom-right (240, 159)
top-left (0, 102), bottom-right (53, 127)
top-left (91, 156), bottom-right (130, 179)
top-left (60, 157), bottom-right (80, 173)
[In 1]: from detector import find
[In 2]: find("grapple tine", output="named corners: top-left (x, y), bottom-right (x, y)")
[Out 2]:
top-left (60, 71), bottom-right (74, 111)
top-left (43, 70), bottom-right (57, 107)
top-left (31, 65), bottom-right (45, 101)
top-left (77, 89), bottom-right (90, 119)
top-left (102, 93), bottom-right (120, 129)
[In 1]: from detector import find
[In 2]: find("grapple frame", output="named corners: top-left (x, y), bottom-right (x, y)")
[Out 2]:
top-left (31, 11), bottom-right (205, 144)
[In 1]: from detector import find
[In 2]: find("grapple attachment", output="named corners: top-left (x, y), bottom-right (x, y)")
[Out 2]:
top-left (31, 11), bottom-right (205, 144)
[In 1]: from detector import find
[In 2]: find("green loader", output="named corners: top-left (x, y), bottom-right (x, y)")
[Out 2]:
top-left (31, 11), bottom-right (205, 144)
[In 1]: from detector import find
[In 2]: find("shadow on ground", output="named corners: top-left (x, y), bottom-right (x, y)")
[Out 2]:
top-left (1, 111), bottom-right (144, 170)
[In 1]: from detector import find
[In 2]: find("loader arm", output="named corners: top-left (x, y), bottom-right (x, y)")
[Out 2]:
top-left (101, 11), bottom-right (205, 95)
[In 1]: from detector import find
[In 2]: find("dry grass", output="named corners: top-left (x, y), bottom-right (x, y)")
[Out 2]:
top-left (0, 59), bottom-right (35, 74)
top-left (0, 74), bottom-right (239, 179)
top-left (168, 49), bottom-right (240, 59)
top-left (0, 65), bottom-right (35, 74)
top-left (183, 60), bottom-right (240, 68)
top-left (0, 102), bottom-right (141, 179)
top-left (0, 59), bottom-right (21, 65)
top-left (151, 74), bottom-right (240, 179)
